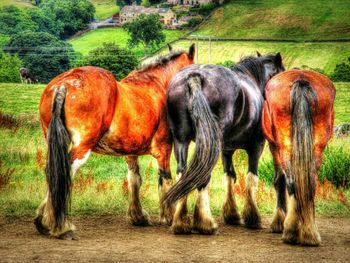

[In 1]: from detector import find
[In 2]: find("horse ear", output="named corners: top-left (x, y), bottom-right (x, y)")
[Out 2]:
top-left (167, 44), bottom-right (173, 52)
top-left (256, 51), bottom-right (262, 57)
top-left (188, 43), bottom-right (195, 60)
top-left (275, 52), bottom-right (282, 66)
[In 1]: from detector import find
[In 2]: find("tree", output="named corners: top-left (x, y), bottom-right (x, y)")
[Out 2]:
top-left (0, 52), bottom-right (22, 83)
top-left (123, 14), bottom-right (165, 55)
top-left (40, 0), bottom-right (95, 39)
top-left (0, 6), bottom-right (37, 36)
top-left (4, 31), bottom-right (74, 83)
top-left (80, 42), bottom-right (138, 80)
top-left (27, 8), bottom-right (61, 37)
top-left (331, 57), bottom-right (350, 82)
top-left (141, 0), bottom-right (151, 7)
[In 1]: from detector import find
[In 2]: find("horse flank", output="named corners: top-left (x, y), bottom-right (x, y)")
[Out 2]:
top-left (291, 79), bottom-right (318, 222)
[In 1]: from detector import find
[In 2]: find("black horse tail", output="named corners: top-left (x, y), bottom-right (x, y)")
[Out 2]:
top-left (291, 79), bottom-right (318, 222)
top-left (46, 84), bottom-right (71, 229)
top-left (163, 73), bottom-right (221, 204)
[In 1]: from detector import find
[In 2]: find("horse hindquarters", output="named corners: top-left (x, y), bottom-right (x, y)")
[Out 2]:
top-left (164, 73), bottom-right (220, 235)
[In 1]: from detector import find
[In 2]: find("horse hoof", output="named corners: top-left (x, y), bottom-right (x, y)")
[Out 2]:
top-left (282, 230), bottom-right (299, 245)
top-left (171, 216), bottom-right (192, 235)
top-left (243, 210), bottom-right (262, 229)
top-left (129, 209), bottom-right (152, 226)
top-left (193, 219), bottom-right (218, 235)
top-left (223, 213), bottom-right (241, 226)
top-left (34, 216), bottom-right (50, 235)
top-left (58, 230), bottom-right (79, 241)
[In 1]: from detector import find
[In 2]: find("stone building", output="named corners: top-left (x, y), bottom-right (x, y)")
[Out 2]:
top-left (119, 4), bottom-right (176, 27)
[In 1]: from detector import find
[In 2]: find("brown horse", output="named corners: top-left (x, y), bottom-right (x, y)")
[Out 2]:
top-left (262, 69), bottom-right (335, 246)
top-left (36, 45), bottom-right (195, 240)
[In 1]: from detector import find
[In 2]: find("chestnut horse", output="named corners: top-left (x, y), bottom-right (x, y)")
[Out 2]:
top-left (163, 53), bottom-right (285, 235)
top-left (36, 45), bottom-right (195, 239)
top-left (262, 69), bottom-right (335, 246)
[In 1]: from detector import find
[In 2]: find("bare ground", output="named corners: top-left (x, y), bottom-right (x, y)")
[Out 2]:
top-left (0, 216), bottom-right (349, 263)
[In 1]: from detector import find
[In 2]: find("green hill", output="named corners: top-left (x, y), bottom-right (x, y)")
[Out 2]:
top-left (0, 0), bottom-right (34, 8)
top-left (90, 0), bottom-right (119, 20)
top-left (197, 0), bottom-right (350, 40)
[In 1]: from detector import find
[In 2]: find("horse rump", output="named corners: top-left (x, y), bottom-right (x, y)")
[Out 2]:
top-left (162, 73), bottom-right (221, 204)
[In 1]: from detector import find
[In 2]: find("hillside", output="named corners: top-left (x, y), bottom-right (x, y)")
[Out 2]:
top-left (69, 28), bottom-right (188, 57)
top-left (90, 0), bottom-right (119, 20)
top-left (197, 0), bottom-right (350, 40)
top-left (0, 0), bottom-right (33, 8)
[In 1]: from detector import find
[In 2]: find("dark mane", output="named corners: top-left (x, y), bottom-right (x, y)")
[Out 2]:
top-left (138, 49), bottom-right (186, 72)
top-left (233, 54), bottom-right (275, 88)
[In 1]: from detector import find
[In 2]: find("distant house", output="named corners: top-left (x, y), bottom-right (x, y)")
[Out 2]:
top-left (119, 4), bottom-right (176, 28)
top-left (167, 0), bottom-right (215, 6)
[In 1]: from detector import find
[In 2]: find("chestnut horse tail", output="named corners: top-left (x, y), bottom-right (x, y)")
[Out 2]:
top-left (46, 85), bottom-right (71, 229)
top-left (291, 79), bottom-right (318, 222)
top-left (163, 73), bottom-right (221, 204)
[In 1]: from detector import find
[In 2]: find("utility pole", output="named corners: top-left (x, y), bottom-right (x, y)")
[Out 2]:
top-left (209, 36), bottom-right (211, 64)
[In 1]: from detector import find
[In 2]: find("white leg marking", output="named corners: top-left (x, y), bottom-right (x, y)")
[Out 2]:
top-left (71, 150), bottom-right (91, 177)
top-left (246, 172), bottom-right (259, 201)
top-left (197, 186), bottom-right (212, 217)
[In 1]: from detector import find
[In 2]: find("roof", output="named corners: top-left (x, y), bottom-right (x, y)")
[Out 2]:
top-left (120, 5), bottom-right (172, 15)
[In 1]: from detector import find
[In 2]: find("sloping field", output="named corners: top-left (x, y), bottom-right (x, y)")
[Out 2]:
top-left (197, 0), bottom-right (350, 40)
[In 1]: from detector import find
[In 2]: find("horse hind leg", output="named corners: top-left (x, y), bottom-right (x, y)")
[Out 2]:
top-left (222, 150), bottom-right (241, 225)
top-left (193, 184), bottom-right (218, 235)
top-left (242, 144), bottom-right (263, 229)
top-left (171, 140), bottom-right (191, 234)
top-left (126, 156), bottom-right (151, 226)
top-left (270, 165), bottom-right (287, 233)
top-left (34, 145), bottom-right (91, 240)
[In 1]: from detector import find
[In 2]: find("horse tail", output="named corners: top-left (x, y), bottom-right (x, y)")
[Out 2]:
top-left (46, 84), bottom-right (71, 229)
top-left (163, 73), bottom-right (221, 204)
top-left (290, 79), bottom-right (318, 222)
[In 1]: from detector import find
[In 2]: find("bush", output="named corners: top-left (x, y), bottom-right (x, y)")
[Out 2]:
top-left (4, 31), bottom-right (73, 83)
top-left (40, 0), bottom-right (95, 39)
top-left (0, 52), bottom-right (22, 83)
top-left (80, 42), bottom-right (138, 80)
top-left (27, 8), bottom-right (60, 37)
top-left (217, 60), bottom-right (236, 69)
top-left (331, 58), bottom-right (350, 81)
top-left (0, 6), bottom-right (37, 36)
top-left (187, 16), bottom-right (203, 29)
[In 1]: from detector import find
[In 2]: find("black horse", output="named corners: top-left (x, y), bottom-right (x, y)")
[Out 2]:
top-left (163, 53), bottom-right (285, 234)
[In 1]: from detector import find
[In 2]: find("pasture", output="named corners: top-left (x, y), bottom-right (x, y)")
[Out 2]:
top-left (69, 28), bottom-right (188, 57)
top-left (91, 0), bottom-right (119, 20)
top-left (155, 40), bottom-right (350, 75)
top-left (198, 0), bottom-right (350, 40)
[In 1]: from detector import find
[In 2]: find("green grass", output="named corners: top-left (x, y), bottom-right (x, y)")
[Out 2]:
top-left (91, 0), bottom-right (119, 20)
top-left (0, 82), bottom-right (349, 218)
top-left (157, 40), bottom-right (350, 75)
top-left (69, 27), bottom-right (188, 57)
top-left (197, 0), bottom-right (350, 40)
top-left (0, 0), bottom-right (34, 8)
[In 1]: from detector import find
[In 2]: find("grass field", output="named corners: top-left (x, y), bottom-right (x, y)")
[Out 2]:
top-left (197, 0), bottom-right (350, 40)
top-left (0, 82), bottom-right (349, 218)
top-left (69, 28), bottom-right (188, 57)
top-left (91, 0), bottom-right (119, 20)
top-left (0, 0), bottom-right (33, 8)
top-left (156, 40), bottom-right (350, 75)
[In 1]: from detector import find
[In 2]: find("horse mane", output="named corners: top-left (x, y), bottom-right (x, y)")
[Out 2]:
top-left (137, 49), bottom-right (186, 72)
top-left (121, 49), bottom-right (186, 84)
top-left (233, 54), bottom-right (275, 87)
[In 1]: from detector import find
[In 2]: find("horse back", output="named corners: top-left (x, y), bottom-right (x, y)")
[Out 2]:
top-left (40, 66), bottom-right (118, 143)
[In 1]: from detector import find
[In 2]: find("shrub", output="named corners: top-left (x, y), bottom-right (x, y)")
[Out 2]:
top-left (80, 42), bottom-right (138, 80)
top-left (40, 0), bottom-right (95, 39)
top-left (0, 5), bottom-right (37, 36)
top-left (217, 60), bottom-right (236, 69)
top-left (187, 16), bottom-right (203, 29)
top-left (330, 58), bottom-right (350, 81)
top-left (0, 52), bottom-right (22, 83)
top-left (4, 31), bottom-right (73, 83)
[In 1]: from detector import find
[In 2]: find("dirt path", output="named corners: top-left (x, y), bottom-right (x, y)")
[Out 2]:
top-left (0, 216), bottom-right (349, 262)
